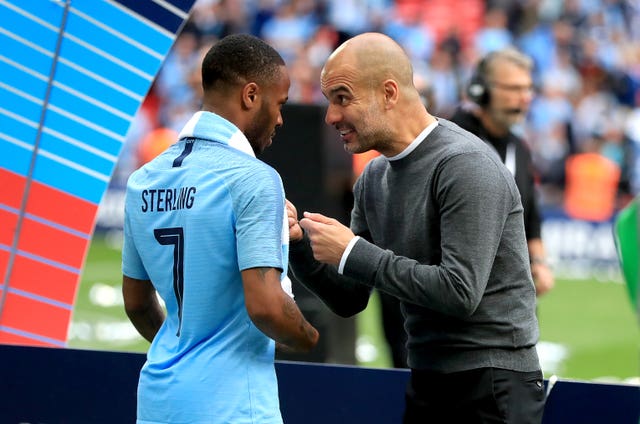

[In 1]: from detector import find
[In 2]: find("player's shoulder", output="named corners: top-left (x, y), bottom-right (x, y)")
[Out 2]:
top-left (236, 153), bottom-right (281, 184)
top-left (221, 155), bottom-right (283, 200)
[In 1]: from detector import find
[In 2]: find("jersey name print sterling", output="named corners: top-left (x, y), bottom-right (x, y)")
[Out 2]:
top-left (122, 111), bottom-right (289, 423)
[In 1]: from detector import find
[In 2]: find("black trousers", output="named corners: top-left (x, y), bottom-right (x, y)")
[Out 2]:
top-left (403, 367), bottom-right (546, 424)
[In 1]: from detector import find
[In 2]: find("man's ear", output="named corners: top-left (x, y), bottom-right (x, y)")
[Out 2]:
top-left (383, 79), bottom-right (399, 109)
top-left (242, 82), bottom-right (259, 109)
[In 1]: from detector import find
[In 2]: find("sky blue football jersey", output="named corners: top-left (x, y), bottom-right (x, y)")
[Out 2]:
top-left (122, 111), bottom-right (288, 424)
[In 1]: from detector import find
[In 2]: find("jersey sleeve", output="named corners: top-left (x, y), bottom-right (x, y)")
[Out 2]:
top-left (121, 190), bottom-right (150, 280)
top-left (234, 165), bottom-right (286, 273)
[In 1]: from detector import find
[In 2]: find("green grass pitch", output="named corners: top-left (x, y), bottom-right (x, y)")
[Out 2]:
top-left (70, 235), bottom-right (639, 383)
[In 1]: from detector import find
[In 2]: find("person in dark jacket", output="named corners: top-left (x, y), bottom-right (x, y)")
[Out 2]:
top-left (451, 47), bottom-right (555, 297)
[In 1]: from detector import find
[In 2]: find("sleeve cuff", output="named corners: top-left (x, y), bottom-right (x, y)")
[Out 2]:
top-left (338, 236), bottom-right (361, 274)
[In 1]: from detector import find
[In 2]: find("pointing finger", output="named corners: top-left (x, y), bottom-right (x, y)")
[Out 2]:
top-left (302, 211), bottom-right (334, 225)
top-left (298, 217), bottom-right (314, 232)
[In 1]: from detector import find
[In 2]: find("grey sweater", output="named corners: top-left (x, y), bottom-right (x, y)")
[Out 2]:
top-left (290, 119), bottom-right (540, 373)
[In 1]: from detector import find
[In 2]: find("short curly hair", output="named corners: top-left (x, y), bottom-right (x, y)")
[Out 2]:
top-left (201, 34), bottom-right (285, 92)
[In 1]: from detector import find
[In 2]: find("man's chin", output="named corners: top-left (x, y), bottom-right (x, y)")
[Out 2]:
top-left (345, 143), bottom-right (369, 155)
top-left (343, 144), bottom-right (357, 154)
top-left (253, 139), bottom-right (271, 156)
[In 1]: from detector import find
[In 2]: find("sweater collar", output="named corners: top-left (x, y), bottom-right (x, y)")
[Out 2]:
top-left (387, 120), bottom-right (439, 161)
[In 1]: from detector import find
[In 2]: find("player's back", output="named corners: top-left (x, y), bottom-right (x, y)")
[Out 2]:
top-left (123, 128), bottom-right (284, 423)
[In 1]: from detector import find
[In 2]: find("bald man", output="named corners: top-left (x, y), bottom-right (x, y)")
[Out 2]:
top-left (286, 33), bottom-right (545, 423)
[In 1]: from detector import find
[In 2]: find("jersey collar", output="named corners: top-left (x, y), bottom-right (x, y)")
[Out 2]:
top-left (178, 111), bottom-right (256, 158)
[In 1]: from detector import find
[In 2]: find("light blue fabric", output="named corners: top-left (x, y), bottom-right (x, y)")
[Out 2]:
top-left (122, 111), bottom-right (286, 423)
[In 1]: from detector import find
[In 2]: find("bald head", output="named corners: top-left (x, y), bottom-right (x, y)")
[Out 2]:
top-left (324, 32), bottom-right (415, 92)
top-left (320, 32), bottom-right (435, 157)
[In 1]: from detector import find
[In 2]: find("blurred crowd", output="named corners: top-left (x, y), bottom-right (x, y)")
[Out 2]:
top-left (116, 0), bottom-right (640, 219)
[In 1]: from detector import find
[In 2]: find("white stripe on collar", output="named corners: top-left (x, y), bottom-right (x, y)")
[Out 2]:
top-left (178, 111), bottom-right (256, 158)
top-left (229, 129), bottom-right (255, 157)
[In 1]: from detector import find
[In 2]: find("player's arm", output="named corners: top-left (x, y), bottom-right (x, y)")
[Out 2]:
top-left (242, 267), bottom-right (319, 353)
top-left (122, 275), bottom-right (165, 343)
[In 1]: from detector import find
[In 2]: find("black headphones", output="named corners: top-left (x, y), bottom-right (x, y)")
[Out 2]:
top-left (466, 53), bottom-right (493, 106)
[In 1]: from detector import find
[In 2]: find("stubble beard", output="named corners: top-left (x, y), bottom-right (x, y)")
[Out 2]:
top-left (346, 103), bottom-right (389, 155)
top-left (247, 105), bottom-right (272, 156)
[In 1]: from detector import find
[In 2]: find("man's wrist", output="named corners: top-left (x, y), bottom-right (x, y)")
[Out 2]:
top-left (530, 256), bottom-right (548, 266)
top-left (338, 236), bottom-right (360, 274)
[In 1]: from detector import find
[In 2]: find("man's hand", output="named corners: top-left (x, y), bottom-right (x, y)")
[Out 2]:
top-left (531, 262), bottom-right (554, 296)
top-left (528, 239), bottom-right (554, 297)
top-left (286, 199), bottom-right (303, 242)
top-left (299, 212), bottom-right (355, 266)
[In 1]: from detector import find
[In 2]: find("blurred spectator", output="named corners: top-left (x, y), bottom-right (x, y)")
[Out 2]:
top-left (426, 45), bottom-right (461, 117)
top-left (251, 0), bottom-right (279, 36)
top-left (155, 26), bottom-right (202, 131)
top-left (216, 0), bottom-right (253, 37)
top-left (124, 0), bottom-right (640, 236)
top-left (564, 137), bottom-right (621, 222)
top-left (306, 23), bottom-right (339, 69)
top-left (543, 47), bottom-right (583, 102)
top-left (260, 0), bottom-right (319, 65)
top-left (527, 48), bottom-right (577, 201)
top-left (201, 0), bottom-right (257, 40)
top-left (323, 0), bottom-right (389, 38)
top-left (289, 53), bottom-right (325, 104)
top-left (474, 7), bottom-right (513, 55)
top-left (132, 0), bottom-right (640, 226)
top-left (188, 0), bottom-right (222, 39)
top-left (137, 127), bottom-right (179, 166)
top-left (113, 105), bottom-right (154, 187)
top-left (383, 3), bottom-right (435, 65)
top-left (288, 24), bottom-right (339, 104)
top-left (517, 19), bottom-right (555, 81)
top-left (572, 55), bottom-right (618, 152)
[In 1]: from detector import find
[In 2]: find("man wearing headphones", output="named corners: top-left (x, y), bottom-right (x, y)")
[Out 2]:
top-left (451, 47), bottom-right (554, 297)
